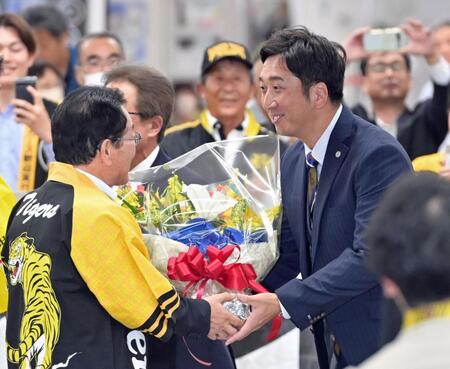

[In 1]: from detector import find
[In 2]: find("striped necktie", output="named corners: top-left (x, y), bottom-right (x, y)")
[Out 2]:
top-left (306, 152), bottom-right (319, 245)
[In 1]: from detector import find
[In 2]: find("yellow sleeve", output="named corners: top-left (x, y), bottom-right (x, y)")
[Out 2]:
top-left (71, 207), bottom-right (180, 339)
top-left (412, 153), bottom-right (444, 173)
top-left (0, 177), bottom-right (17, 313)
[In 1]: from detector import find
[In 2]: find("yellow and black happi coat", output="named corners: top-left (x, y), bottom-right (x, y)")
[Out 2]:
top-left (2, 162), bottom-right (209, 369)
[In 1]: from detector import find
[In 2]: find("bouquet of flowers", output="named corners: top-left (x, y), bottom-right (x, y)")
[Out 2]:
top-left (117, 135), bottom-right (281, 302)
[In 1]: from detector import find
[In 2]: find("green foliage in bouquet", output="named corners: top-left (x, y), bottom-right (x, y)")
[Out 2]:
top-left (147, 175), bottom-right (195, 232)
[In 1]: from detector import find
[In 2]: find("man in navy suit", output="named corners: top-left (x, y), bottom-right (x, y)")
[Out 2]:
top-left (226, 27), bottom-right (412, 369)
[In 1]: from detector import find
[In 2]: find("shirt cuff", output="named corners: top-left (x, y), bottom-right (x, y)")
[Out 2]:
top-left (278, 272), bottom-right (303, 320)
top-left (279, 301), bottom-right (291, 319)
top-left (428, 56), bottom-right (450, 86)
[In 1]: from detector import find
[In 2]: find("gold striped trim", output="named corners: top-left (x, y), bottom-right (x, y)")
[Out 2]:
top-left (165, 120), bottom-right (201, 135)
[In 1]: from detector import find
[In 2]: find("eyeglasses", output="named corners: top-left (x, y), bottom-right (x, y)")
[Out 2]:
top-left (367, 61), bottom-right (407, 73)
top-left (82, 55), bottom-right (123, 70)
top-left (96, 131), bottom-right (142, 150)
top-left (110, 131), bottom-right (142, 145)
top-left (127, 111), bottom-right (144, 117)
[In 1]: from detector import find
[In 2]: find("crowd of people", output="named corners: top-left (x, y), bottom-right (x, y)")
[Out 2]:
top-left (1, 4), bottom-right (450, 369)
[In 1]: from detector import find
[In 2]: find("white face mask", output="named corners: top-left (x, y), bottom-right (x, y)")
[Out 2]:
top-left (39, 86), bottom-right (64, 103)
top-left (83, 72), bottom-right (105, 86)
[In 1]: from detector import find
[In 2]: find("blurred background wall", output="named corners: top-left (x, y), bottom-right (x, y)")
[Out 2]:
top-left (2, 0), bottom-right (449, 103)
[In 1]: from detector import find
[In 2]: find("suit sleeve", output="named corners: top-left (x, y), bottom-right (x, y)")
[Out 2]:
top-left (276, 142), bottom-right (412, 330)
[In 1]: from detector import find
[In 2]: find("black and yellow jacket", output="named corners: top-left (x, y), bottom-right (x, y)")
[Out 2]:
top-left (2, 162), bottom-right (209, 369)
top-left (161, 109), bottom-right (275, 159)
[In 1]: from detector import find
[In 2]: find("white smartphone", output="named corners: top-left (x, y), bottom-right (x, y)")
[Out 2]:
top-left (363, 28), bottom-right (408, 52)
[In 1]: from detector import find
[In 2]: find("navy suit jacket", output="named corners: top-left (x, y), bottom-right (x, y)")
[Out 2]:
top-left (153, 147), bottom-right (172, 167)
top-left (264, 106), bottom-right (412, 366)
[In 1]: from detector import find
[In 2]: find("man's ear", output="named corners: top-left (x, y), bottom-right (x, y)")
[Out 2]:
top-left (197, 82), bottom-right (207, 100)
top-left (381, 277), bottom-right (400, 299)
top-left (98, 139), bottom-right (114, 166)
top-left (309, 82), bottom-right (328, 109)
top-left (381, 276), bottom-right (410, 313)
top-left (145, 116), bottom-right (163, 139)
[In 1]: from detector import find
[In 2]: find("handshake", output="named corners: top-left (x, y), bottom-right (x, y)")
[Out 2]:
top-left (203, 292), bottom-right (282, 345)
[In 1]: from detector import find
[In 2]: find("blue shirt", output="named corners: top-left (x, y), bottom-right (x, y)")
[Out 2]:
top-left (0, 105), bottom-right (23, 190)
top-left (0, 105), bottom-right (55, 190)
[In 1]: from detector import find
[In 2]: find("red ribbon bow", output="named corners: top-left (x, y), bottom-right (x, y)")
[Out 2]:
top-left (167, 245), bottom-right (282, 341)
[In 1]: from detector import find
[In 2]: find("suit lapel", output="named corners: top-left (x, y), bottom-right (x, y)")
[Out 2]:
top-left (152, 148), bottom-right (171, 167)
top-left (310, 107), bottom-right (353, 264)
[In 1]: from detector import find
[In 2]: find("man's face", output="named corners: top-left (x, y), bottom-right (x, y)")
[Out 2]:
top-left (362, 52), bottom-right (411, 102)
top-left (107, 79), bottom-right (153, 168)
top-left (432, 25), bottom-right (450, 63)
top-left (76, 37), bottom-right (124, 85)
top-left (198, 59), bottom-right (253, 125)
top-left (110, 108), bottom-right (137, 185)
top-left (32, 29), bottom-right (67, 69)
top-left (259, 54), bottom-right (314, 139)
top-left (0, 26), bottom-right (34, 78)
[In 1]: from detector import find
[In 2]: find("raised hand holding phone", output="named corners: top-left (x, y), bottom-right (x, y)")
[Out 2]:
top-left (13, 77), bottom-right (52, 144)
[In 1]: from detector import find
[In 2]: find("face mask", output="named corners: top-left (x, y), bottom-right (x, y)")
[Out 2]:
top-left (39, 86), bottom-right (64, 103)
top-left (83, 72), bottom-right (105, 86)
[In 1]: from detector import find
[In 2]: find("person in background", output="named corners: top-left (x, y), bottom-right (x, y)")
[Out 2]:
top-left (0, 13), bottom-right (57, 192)
top-left (76, 32), bottom-right (125, 87)
top-left (161, 40), bottom-right (272, 159)
top-left (171, 83), bottom-right (201, 125)
top-left (345, 19), bottom-right (450, 160)
top-left (411, 21), bottom-right (450, 173)
top-left (105, 65), bottom-right (173, 170)
top-left (226, 26), bottom-right (412, 369)
top-left (0, 53), bottom-right (18, 369)
top-left (1, 86), bottom-right (242, 369)
top-left (351, 172), bottom-right (450, 369)
top-left (22, 4), bottom-right (78, 94)
top-left (28, 60), bottom-right (65, 103)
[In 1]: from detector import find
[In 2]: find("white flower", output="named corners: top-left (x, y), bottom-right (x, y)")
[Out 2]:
top-left (183, 184), bottom-right (237, 220)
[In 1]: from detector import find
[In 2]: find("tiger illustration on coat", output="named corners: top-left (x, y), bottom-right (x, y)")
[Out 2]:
top-left (6, 232), bottom-right (61, 369)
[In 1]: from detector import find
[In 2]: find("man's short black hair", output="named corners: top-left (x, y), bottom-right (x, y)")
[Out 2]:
top-left (367, 172), bottom-right (450, 307)
top-left (360, 53), bottom-right (411, 76)
top-left (52, 86), bottom-right (127, 165)
top-left (76, 32), bottom-right (125, 61)
top-left (22, 5), bottom-right (68, 38)
top-left (260, 26), bottom-right (346, 103)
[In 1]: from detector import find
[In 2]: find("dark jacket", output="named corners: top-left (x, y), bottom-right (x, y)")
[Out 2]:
top-left (352, 82), bottom-right (449, 160)
top-left (161, 110), bottom-right (280, 159)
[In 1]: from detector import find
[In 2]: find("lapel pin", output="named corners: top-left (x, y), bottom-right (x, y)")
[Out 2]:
top-left (335, 151), bottom-right (341, 158)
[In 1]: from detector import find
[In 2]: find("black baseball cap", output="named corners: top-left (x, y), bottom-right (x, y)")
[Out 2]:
top-left (201, 41), bottom-right (253, 76)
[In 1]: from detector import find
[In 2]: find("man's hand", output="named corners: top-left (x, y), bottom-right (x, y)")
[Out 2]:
top-left (401, 19), bottom-right (438, 64)
top-left (204, 293), bottom-right (244, 340)
top-left (342, 27), bottom-right (371, 63)
top-left (225, 293), bottom-right (281, 345)
top-left (13, 85), bottom-right (52, 144)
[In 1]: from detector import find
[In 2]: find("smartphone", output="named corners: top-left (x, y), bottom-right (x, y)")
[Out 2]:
top-left (15, 76), bottom-right (38, 104)
top-left (363, 28), bottom-right (408, 52)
